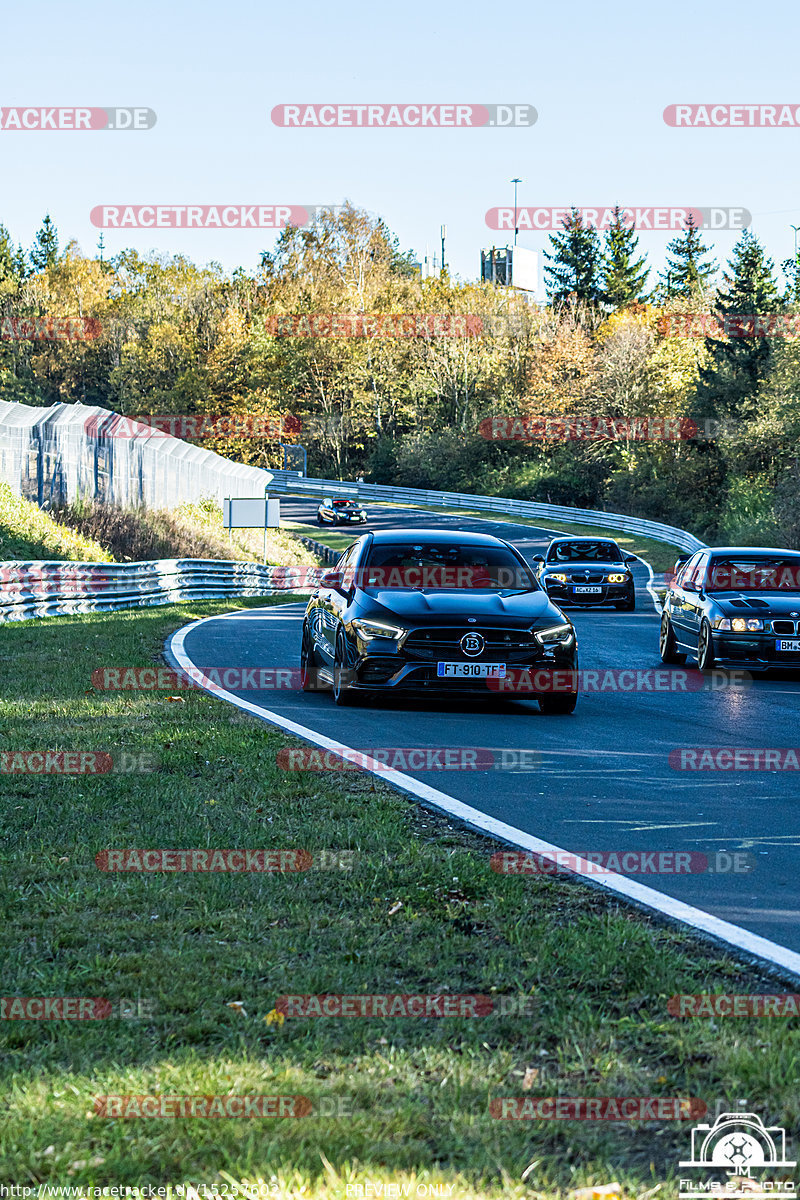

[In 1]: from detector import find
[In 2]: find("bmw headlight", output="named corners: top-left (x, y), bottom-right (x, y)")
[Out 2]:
top-left (733, 617), bottom-right (762, 632)
top-left (547, 573), bottom-right (569, 584)
top-left (716, 618), bottom-right (763, 631)
top-left (534, 623), bottom-right (575, 646)
top-left (607, 573), bottom-right (628, 584)
top-left (351, 619), bottom-right (405, 641)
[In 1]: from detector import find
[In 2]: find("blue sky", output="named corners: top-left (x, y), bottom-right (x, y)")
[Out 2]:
top-left (2, 0), bottom-right (799, 298)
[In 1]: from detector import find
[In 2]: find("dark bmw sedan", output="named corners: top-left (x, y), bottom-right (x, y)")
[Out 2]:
top-left (532, 537), bottom-right (638, 610)
top-left (300, 529), bottom-right (578, 712)
top-left (660, 546), bottom-right (800, 671)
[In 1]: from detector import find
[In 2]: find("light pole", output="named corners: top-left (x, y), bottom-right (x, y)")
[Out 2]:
top-left (792, 225), bottom-right (800, 258)
top-left (440, 224), bottom-right (446, 274)
top-left (511, 178), bottom-right (521, 246)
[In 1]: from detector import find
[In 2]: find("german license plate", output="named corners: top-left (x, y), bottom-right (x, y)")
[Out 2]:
top-left (776, 639), bottom-right (800, 652)
top-left (437, 662), bottom-right (506, 678)
top-left (573, 586), bottom-right (602, 594)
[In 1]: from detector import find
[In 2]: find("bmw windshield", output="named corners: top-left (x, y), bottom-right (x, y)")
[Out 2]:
top-left (546, 541), bottom-right (623, 562)
top-left (707, 557), bottom-right (800, 592)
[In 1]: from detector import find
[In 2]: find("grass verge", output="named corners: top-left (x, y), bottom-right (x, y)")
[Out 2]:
top-left (281, 520), bottom-right (356, 554)
top-left (1, 600), bottom-right (797, 1196)
top-left (0, 483), bottom-right (112, 563)
top-left (54, 499), bottom-right (321, 568)
top-left (282, 502), bottom-right (682, 574)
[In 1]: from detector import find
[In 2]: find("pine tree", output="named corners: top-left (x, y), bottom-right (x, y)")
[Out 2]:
top-left (543, 208), bottom-right (603, 305)
top-left (698, 229), bottom-right (781, 421)
top-left (0, 225), bottom-right (16, 282)
top-left (0, 224), bottom-right (26, 283)
top-left (781, 250), bottom-right (800, 304)
top-left (30, 214), bottom-right (60, 271)
top-left (659, 214), bottom-right (717, 297)
top-left (601, 207), bottom-right (650, 308)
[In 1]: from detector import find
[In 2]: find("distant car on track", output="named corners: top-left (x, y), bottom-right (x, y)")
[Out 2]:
top-left (300, 528), bottom-right (578, 712)
top-left (532, 537), bottom-right (637, 611)
top-left (316, 497), bottom-right (368, 525)
top-left (660, 546), bottom-right (800, 671)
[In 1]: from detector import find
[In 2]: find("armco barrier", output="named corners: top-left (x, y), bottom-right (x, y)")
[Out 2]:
top-left (0, 561), bottom-right (324, 623)
top-left (266, 472), bottom-right (707, 554)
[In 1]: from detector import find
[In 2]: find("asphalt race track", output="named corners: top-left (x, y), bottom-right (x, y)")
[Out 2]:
top-left (168, 497), bottom-right (800, 967)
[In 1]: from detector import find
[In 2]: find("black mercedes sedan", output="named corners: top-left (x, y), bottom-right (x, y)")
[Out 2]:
top-left (660, 546), bottom-right (800, 671)
top-left (300, 529), bottom-right (579, 712)
top-left (532, 537), bottom-right (638, 610)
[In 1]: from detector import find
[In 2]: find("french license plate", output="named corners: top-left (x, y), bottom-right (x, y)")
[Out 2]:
top-left (776, 639), bottom-right (800, 652)
top-left (437, 662), bottom-right (506, 678)
top-left (573, 586), bottom-right (602, 594)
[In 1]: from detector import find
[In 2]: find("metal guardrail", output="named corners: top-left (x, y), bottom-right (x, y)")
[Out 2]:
top-left (0, 560), bottom-right (325, 623)
top-left (268, 472), bottom-right (707, 554)
top-left (295, 536), bottom-right (339, 565)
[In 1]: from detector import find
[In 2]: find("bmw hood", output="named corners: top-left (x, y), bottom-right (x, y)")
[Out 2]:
top-left (712, 594), bottom-right (800, 616)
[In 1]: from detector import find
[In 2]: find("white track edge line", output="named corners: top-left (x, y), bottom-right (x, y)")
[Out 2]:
top-left (167, 610), bottom-right (800, 983)
top-left (633, 554), bottom-right (662, 615)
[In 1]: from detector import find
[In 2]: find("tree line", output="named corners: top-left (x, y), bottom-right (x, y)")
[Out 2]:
top-left (2, 204), bottom-right (799, 547)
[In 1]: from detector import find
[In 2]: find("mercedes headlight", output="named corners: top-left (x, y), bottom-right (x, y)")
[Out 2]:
top-left (534, 623), bottom-right (575, 646)
top-left (351, 619), bottom-right (405, 641)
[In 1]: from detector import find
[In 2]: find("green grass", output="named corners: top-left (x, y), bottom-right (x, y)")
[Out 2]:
top-left (0, 483), bottom-right (112, 563)
top-left (52, 498), bottom-right (322, 568)
top-left (0, 486), bottom-right (322, 570)
top-left (283, 503), bottom-right (682, 574)
top-left (1, 601), bottom-right (798, 1196)
top-left (282, 520), bottom-right (356, 553)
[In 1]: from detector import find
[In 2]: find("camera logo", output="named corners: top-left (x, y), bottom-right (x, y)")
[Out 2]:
top-left (679, 1112), bottom-right (795, 1196)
